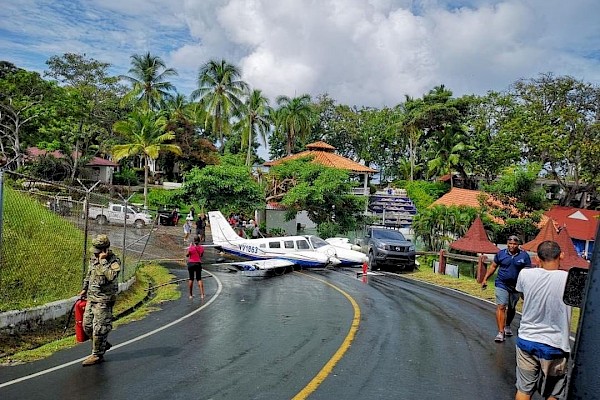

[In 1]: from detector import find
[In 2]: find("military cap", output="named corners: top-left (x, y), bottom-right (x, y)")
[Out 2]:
top-left (90, 234), bottom-right (111, 253)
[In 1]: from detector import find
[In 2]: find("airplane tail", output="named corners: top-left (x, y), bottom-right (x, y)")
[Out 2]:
top-left (207, 211), bottom-right (242, 245)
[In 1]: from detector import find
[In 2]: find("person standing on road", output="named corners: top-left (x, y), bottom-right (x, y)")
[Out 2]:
top-left (514, 240), bottom-right (571, 400)
top-left (183, 216), bottom-right (193, 244)
top-left (196, 214), bottom-right (206, 242)
top-left (481, 235), bottom-right (532, 342)
top-left (186, 235), bottom-right (205, 299)
top-left (79, 234), bottom-right (121, 366)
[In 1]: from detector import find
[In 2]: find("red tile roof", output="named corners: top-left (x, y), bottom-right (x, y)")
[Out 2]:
top-left (26, 147), bottom-right (118, 167)
top-left (522, 219), bottom-right (560, 252)
top-left (264, 141), bottom-right (377, 174)
top-left (544, 206), bottom-right (599, 241)
top-left (431, 188), bottom-right (487, 209)
top-left (450, 216), bottom-right (500, 254)
top-left (556, 227), bottom-right (590, 270)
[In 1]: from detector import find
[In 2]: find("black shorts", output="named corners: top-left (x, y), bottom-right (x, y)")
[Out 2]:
top-left (187, 262), bottom-right (202, 281)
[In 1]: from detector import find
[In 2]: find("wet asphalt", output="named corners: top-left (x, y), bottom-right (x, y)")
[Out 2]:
top-left (0, 261), bottom-right (529, 400)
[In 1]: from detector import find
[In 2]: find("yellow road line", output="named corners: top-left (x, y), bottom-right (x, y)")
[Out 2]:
top-left (292, 272), bottom-right (361, 400)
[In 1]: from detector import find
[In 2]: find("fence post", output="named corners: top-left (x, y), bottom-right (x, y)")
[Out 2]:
top-left (438, 249), bottom-right (446, 275)
top-left (120, 194), bottom-right (135, 283)
top-left (78, 180), bottom-right (101, 284)
top-left (0, 170), bottom-right (4, 293)
top-left (476, 254), bottom-right (487, 283)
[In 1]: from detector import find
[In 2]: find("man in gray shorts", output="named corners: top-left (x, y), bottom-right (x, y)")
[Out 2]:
top-left (481, 235), bottom-right (531, 342)
top-left (514, 240), bottom-right (571, 399)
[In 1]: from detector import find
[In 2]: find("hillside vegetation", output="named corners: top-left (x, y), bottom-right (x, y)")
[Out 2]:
top-left (1, 187), bottom-right (83, 311)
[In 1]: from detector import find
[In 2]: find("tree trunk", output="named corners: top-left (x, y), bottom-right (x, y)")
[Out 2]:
top-left (144, 156), bottom-right (149, 209)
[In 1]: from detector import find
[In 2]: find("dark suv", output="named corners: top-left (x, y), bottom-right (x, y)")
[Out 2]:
top-left (361, 226), bottom-right (416, 271)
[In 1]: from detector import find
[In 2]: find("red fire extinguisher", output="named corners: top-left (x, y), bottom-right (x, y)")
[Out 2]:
top-left (74, 298), bottom-right (89, 343)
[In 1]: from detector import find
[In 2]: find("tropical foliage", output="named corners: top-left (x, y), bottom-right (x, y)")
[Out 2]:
top-left (268, 158), bottom-right (367, 236)
top-left (2, 53), bottom-right (600, 242)
top-left (178, 162), bottom-right (265, 216)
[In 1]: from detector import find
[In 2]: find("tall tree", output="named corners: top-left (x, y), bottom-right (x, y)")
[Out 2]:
top-left (426, 126), bottom-right (472, 187)
top-left (274, 94), bottom-right (313, 156)
top-left (44, 53), bottom-right (125, 181)
top-left (505, 73), bottom-right (600, 206)
top-left (112, 109), bottom-right (182, 208)
top-left (239, 89), bottom-right (271, 166)
top-left (159, 95), bottom-right (218, 177)
top-left (464, 92), bottom-right (521, 184)
top-left (121, 52), bottom-right (177, 109)
top-left (192, 59), bottom-right (248, 152)
top-left (0, 69), bottom-right (57, 168)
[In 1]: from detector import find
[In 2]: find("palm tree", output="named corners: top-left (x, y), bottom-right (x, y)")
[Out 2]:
top-left (121, 52), bottom-right (178, 109)
top-left (240, 89), bottom-right (272, 166)
top-left (427, 126), bottom-right (471, 187)
top-left (191, 59), bottom-right (248, 152)
top-left (112, 109), bottom-right (182, 209)
top-left (275, 94), bottom-right (313, 155)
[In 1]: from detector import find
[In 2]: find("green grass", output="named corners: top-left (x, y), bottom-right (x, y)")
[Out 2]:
top-left (0, 263), bottom-right (179, 364)
top-left (1, 187), bottom-right (84, 311)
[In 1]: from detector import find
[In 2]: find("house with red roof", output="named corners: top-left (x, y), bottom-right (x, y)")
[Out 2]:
top-left (544, 206), bottom-right (599, 258)
top-left (26, 147), bottom-right (119, 184)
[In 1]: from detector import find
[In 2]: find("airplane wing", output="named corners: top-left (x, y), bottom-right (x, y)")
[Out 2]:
top-left (218, 259), bottom-right (295, 277)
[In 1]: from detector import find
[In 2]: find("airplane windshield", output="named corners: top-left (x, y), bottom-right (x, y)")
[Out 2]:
top-left (309, 236), bottom-right (329, 249)
top-left (373, 229), bottom-right (406, 241)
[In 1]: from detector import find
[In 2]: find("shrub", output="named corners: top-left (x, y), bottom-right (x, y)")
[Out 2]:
top-left (113, 168), bottom-right (139, 186)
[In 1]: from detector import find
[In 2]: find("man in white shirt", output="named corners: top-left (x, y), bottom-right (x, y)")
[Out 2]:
top-left (515, 240), bottom-right (571, 400)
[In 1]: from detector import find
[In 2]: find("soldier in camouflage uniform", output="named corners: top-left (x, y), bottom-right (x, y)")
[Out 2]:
top-left (79, 234), bottom-right (121, 366)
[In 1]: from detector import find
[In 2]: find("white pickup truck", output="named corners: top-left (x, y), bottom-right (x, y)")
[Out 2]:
top-left (87, 202), bottom-right (153, 228)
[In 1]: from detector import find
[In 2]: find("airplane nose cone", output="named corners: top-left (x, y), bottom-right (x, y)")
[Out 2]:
top-left (328, 257), bottom-right (342, 265)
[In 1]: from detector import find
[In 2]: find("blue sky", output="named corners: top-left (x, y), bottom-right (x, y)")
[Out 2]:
top-left (1, 0), bottom-right (600, 108)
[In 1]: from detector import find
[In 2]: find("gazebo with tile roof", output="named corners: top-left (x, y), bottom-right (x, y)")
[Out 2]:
top-left (264, 141), bottom-right (377, 196)
top-left (450, 216), bottom-right (500, 254)
top-left (522, 219), bottom-right (560, 252)
top-left (555, 227), bottom-right (590, 270)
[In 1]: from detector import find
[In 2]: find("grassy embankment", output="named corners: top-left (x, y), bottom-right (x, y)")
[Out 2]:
top-left (0, 188), bottom-right (180, 364)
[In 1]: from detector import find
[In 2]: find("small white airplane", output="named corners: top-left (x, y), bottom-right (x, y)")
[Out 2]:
top-left (208, 211), bottom-right (368, 276)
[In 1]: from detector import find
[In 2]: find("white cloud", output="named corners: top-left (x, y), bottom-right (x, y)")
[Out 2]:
top-left (1, 0), bottom-right (599, 107)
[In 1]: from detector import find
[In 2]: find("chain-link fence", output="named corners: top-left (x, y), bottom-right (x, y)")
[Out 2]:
top-left (0, 170), bottom-right (189, 312)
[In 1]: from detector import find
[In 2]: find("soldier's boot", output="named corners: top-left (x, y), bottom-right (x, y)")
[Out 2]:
top-left (105, 342), bottom-right (112, 352)
top-left (82, 335), bottom-right (107, 366)
top-left (82, 354), bottom-right (103, 366)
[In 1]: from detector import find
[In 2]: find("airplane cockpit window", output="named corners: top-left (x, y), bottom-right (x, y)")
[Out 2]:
top-left (296, 240), bottom-right (310, 249)
top-left (309, 236), bottom-right (329, 249)
top-left (268, 241), bottom-right (281, 248)
top-left (284, 240), bottom-right (294, 249)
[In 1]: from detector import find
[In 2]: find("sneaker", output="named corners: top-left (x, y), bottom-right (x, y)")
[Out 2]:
top-left (494, 332), bottom-right (505, 343)
top-left (504, 326), bottom-right (513, 337)
top-left (82, 354), bottom-right (104, 366)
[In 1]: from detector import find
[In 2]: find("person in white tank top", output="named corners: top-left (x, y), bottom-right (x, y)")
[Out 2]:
top-left (514, 240), bottom-right (572, 400)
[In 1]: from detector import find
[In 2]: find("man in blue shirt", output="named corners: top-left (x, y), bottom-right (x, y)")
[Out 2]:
top-left (481, 235), bottom-right (532, 342)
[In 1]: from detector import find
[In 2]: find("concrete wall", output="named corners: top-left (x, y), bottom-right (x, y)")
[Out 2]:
top-left (0, 278), bottom-right (135, 334)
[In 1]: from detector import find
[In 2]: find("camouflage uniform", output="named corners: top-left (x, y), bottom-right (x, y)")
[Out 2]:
top-left (81, 234), bottom-right (121, 365)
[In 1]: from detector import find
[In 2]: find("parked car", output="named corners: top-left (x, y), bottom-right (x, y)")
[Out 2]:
top-left (157, 205), bottom-right (180, 226)
top-left (359, 225), bottom-right (416, 271)
top-left (46, 195), bottom-right (74, 216)
top-left (87, 202), bottom-right (153, 228)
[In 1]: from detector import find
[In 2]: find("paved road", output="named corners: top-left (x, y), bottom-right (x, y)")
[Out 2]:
top-left (0, 264), bottom-right (525, 400)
